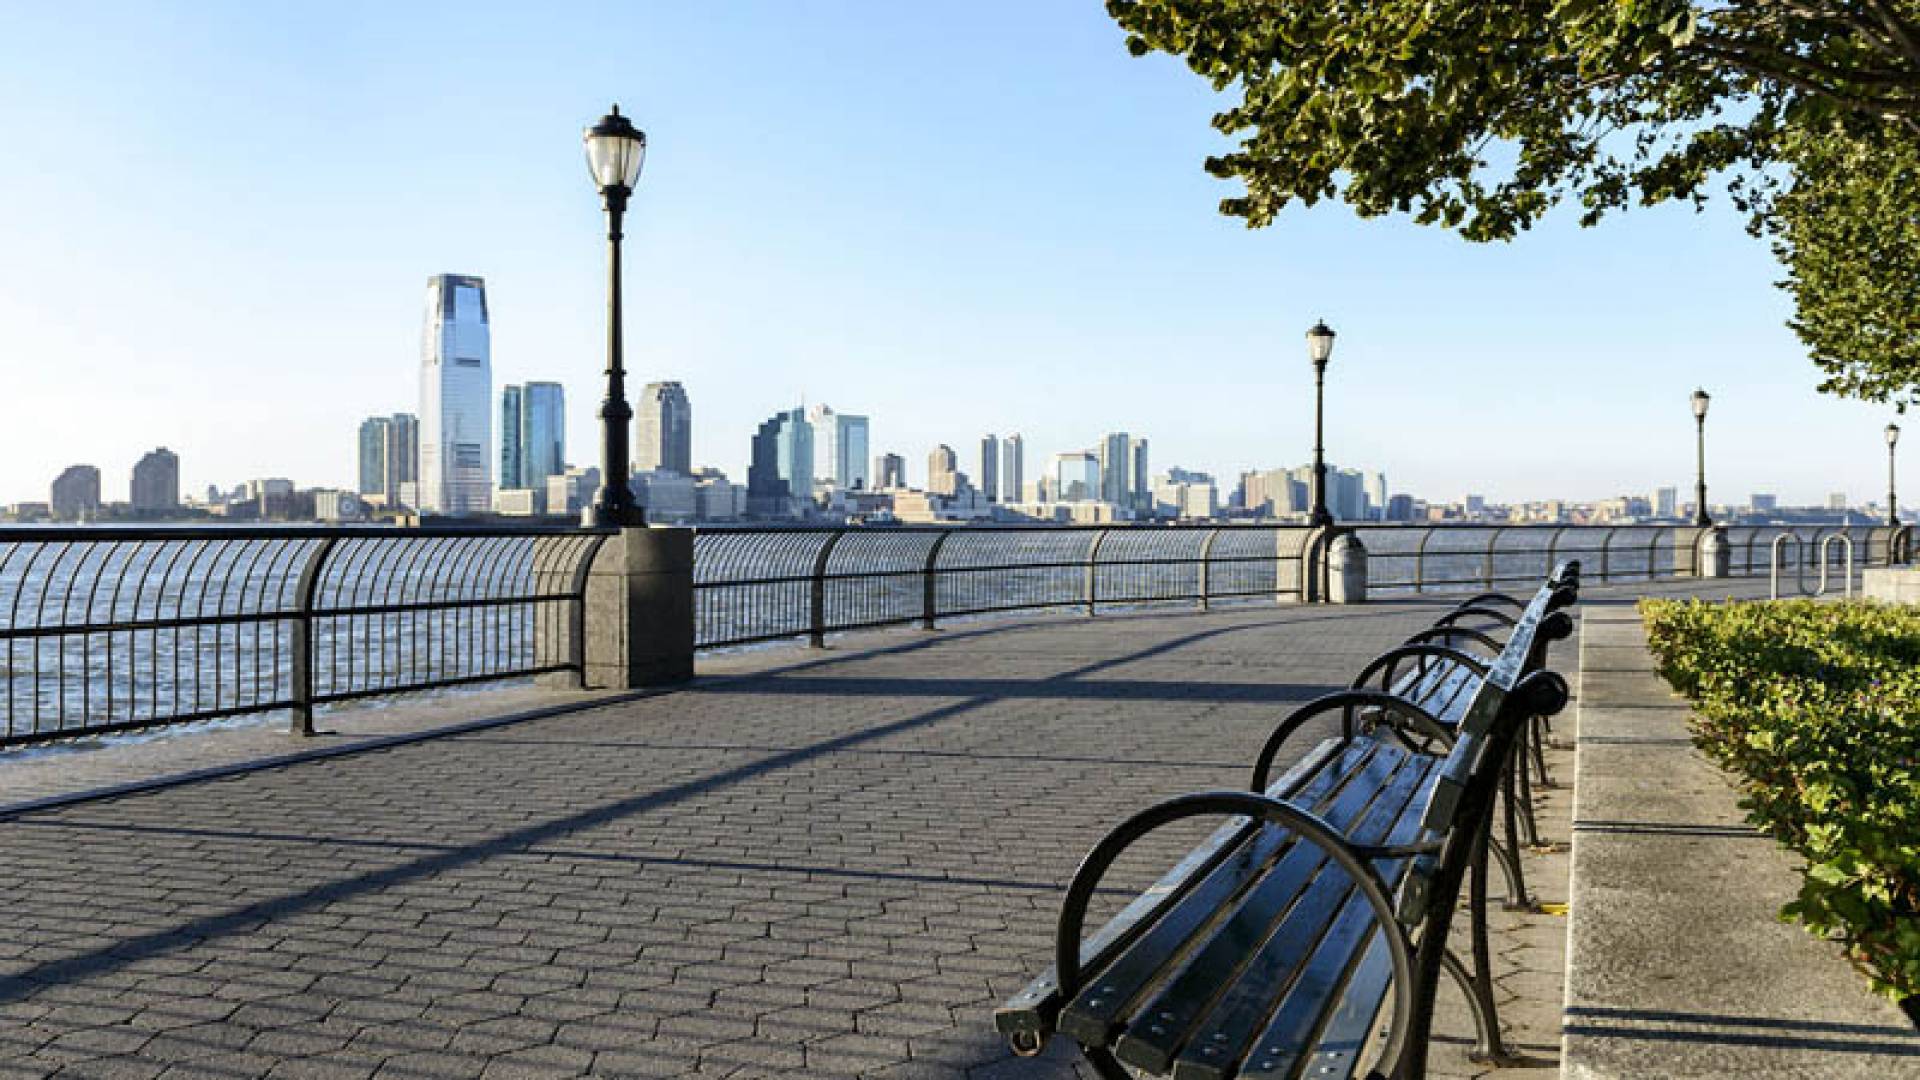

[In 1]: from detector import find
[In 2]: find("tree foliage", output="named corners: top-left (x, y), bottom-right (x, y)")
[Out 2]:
top-left (1108, 0), bottom-right (1920, 401)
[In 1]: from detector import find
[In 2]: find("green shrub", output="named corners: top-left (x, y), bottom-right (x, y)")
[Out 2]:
top-left (1640, 598), bottom-right (1920, 1003)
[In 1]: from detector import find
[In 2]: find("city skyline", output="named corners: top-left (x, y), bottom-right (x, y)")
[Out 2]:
top-left (0, 4), bottom-right (1907, 508)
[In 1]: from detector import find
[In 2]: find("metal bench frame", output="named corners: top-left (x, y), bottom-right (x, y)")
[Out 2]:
top-left (997, 565), bottom-right (1578, 1079)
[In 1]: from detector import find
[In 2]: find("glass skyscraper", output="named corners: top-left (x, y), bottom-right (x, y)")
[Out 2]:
top-left (418, 274), bottom-right (492, 515)
top-left (637, 381), bottom-right (692, 475)
top-left (806, 404), bottom-right (869, 490)
top-left (499, 383), bottom-right (565, 496)
top-left (747, 407), bottom-right (812, 517)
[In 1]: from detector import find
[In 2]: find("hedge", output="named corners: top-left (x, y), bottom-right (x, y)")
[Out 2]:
top-left (1640, 598), bottom-right (1920, 1003)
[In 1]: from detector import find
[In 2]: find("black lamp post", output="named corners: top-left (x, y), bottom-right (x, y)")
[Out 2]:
top-left (1690, 388), bottom-right (1712, 527)
top-left (1306, 320), bottom-right (1337, 527)
top-left (1888, 422), bottom-right (1902, 526)
top-left (583, 105), bottom-right (648, 527)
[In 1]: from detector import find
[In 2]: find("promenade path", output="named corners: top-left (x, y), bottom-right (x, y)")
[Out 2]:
top-left (0, 582), bottom-right (1753, 1079)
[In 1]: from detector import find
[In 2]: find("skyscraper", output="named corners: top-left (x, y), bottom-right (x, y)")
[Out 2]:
top-left (358, 417), bottom-right (391, 496)
top-left (747, 407), bottom-right (813, 517)
top-left (500, 382), bottom-right (565, 492)
top-left (979, 434), bottom-right (1000, 502)
top-left (803, 404), bottom-right (871, 490)
top-left (636, 381), bottom-right (693, 476)
top-left (498, 386), bottom-right (524, 489)
top-left (130, 448), bottom-right (179, 513)
top-left (876, 453), bottom-right (906, 490)
top-left (418, 274), bottom-right (492, 515)
top-left (1002, 435), bottom-right (1025, 503)
top-left (1365, 472), bottom-right (1388, 520)
top-left (1130, 437), bottom-right (1150, 512)
top-left (928, 445), bottom-right (960, 496)
top-left (1098, 432), bottom-right (1142, 507)
top-left (1052, 451), bottom-right (1099, 502)
top-left (50, 465), bottom-right (100, 521)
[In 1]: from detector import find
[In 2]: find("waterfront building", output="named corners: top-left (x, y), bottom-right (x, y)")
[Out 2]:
top-left (418, 274), bottom-right (492, 515)
top-left (747, 407), bottom-right (813, 518)
top-left (980, 434), bottom-right (1000, 502)
top-left (498, 382), bottom-right (564, 493)
top-left (314, 490), bottom-right (367, 522)
top-left (631, 470), bottom-right (697, 522)
top-left (1052, 451), bottom-right (1100, 503)
top-left (875, 453), bottom-right (906, 490)
top-left (1655, 486), bottom-right (1679, 518)
top-left (50, 465), bottom-right (100, 521)
top-left (1386, 494), bottom-right (1417, 522)
top-left (1365, 472), bottom-right (1388, 520)
top-left (804, 404), bottom-right (870, 490)
top-left (1098, 433), bottom-right (1133, 506)
top-left (1828, 492), bottom-right (1848, 511)
top-left (130, 448), bottom-right (179, 514)
top-left (1240, 467), bottom-right (1306, 518)
top-left (358, 417), bottom-right (391, 497)
top-left (546, 467), bottom-right (601, 520)
top-left (637, 381), bottom-right (692, 476)
top-left (1152, 468), bottom-right (1218, 520)
top-left (1001, 435), bottom-right (1024, 506)
top-left (928, 444), bottom-right (961, 497)
top-left (692, 468), bottom-right (745, 521)
top-left (493, 488), bottom-right (542, 517)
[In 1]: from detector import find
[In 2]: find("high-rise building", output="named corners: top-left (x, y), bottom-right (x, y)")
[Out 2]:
top-left (979, 434), bottom-right (1000, 502)
top-left (928, 444), bottom-right (960, 496)
top-left (637, 381), bottom-right (692, 475)
top-left (747, 407), bottom-right (813, 517)
top-left (499, 382), bottom-right (564, 493)
top-left (498, 385), bottom-right (524, 490)
top-left (1655, 487), bottom-right (1679, 518)
top-left (418, 274), bottom-right (492, 515)
top-left (51, 465), bottom-right (101, 521)
top-left (1752, 493), bottom-right (1778, 513)
top-left (358, 417), bottom-right (391, 497)
top-left (1052, 451), bottom-right (1100, 502)
top-left (876, 453), bottom-right (906, 490)
top-left (1098, 433), bottom-right (1133, 506)
top-left (130, 448), bottom-right (179, 513)
top-left (388, 413), bottom-right (418, 502)
top-left (1828, 491), bottom-right (1848, 512)
top-left (805, 404), bottom-right (869, 489)
top-left (1365, 473), bottom-right (1388, 520)
top-left (1130, 437), bottom-right (1150, 512)
top-left (1001, 435), bottom-right (1025, 505)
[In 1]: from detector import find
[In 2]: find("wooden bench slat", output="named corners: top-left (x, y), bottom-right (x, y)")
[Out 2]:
top-left (1231, 785), bottom-right (1439, 1080)
top-left (1120, 755), bottom-right (1436, 1077)
top-left (1056, 743), bottom-right (1401, 1047)
top-left (997, 739), bottom-right (1368, 1043)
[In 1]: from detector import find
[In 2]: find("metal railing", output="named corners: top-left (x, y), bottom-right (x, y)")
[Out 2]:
top-left (0, 526), bottom-right (610, 747)
top-left (692, 524), bottom-right (1313, 649)
top-left (693, 523), bottom-right (1911, 650)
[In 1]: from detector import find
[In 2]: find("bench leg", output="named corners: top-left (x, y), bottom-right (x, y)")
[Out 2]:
top-left (1460, 828), bottom-right (1521, 1065)
top-left (1512, 742), bottom-right (1542, 849)
top-left (1528, 714), bottom-right (1555, 788)
top-left (1495, 766), bottom-right (1534, 911)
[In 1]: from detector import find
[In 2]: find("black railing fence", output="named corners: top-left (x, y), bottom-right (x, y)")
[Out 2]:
top-left (0, 527), bottom-right (609, 746)
top-left (0, 521), bottom-right (1907, 747)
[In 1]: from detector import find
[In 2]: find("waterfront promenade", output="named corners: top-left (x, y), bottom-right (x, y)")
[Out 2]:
top-left (0, 582), bottom-right (1760, 1078)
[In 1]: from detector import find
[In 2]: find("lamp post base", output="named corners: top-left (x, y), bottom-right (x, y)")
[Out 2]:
top-left (585, 505), bottom-right (648, 529)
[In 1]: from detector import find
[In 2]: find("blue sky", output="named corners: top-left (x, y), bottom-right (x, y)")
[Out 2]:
top-left (0, 1), bottom-right (1901, 507)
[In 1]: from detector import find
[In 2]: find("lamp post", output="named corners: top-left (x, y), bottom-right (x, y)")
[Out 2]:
top-left (1691, 388), bottom-right (1712, 527)
top-left (583, 105), bottom-right (648, 527)
top-left (1306, 320), bottom-right (1337, 527)
top-left (1888, 422), bottom-right (1902, 526)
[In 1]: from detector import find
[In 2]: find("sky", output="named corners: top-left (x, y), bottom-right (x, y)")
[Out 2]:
top-left (0, 1), bottom-right (1903, 508)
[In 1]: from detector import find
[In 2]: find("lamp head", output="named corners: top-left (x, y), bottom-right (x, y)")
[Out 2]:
top-left (585, 105), bottom-right (647, 194)
top-left (1305, 320), bottom-right (1336, 366)
top-left (1690, 388), bottom-right (1710, 420)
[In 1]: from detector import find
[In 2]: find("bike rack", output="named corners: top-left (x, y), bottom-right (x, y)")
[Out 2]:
top-left (1818, 533), bottom-right (1854, 598)
top-left (1769, 533), bottom-right (1807, 599)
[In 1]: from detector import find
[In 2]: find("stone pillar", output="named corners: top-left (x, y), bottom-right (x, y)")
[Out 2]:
top-left (1697, 526), bottom-right (1730, 578)
top-left (583, 526), bottom-right (695, 689)
top-left (1277, 527), bottom-right (1320, 604)
top-left (1327, 532), bottom-right (1368, 604)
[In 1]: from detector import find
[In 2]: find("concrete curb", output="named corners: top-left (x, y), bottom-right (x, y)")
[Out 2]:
top-left (1562, 606), bottom-right (1920, 1077)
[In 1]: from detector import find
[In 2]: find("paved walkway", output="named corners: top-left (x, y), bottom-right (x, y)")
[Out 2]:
top-left (0, 583), bottom-right (1755, 1078)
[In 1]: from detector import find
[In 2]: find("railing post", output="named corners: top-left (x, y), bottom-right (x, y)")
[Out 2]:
top-left (920, 532), bottom-right (951, 630)
top-left (582, 527), bottom-right (696, 689)
top-left (1084, 529), bottom-right (1109, 616)
top-left (1483, 527), bottom-right (1505, 589)
top-left (808, 531), bottom-right (846, 648)
top-left (1414, 527), bottom-right (1435, 594)
top-left (1197, 527), bottom-right (1221, 611)
top-left (289, 536), bottom-right (340, 737)
top-left (1599, 528), bottom-right (1616, 582)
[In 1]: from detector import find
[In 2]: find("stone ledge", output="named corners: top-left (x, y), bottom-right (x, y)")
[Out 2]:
top-left (1563, 610), bottom-right (1920, 1078)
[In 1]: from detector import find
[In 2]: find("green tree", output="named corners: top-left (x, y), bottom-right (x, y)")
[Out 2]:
top-left (1109, 0), bottom-right (1920, 402)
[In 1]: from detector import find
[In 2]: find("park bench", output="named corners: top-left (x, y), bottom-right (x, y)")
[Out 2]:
top-left (995, 567), bottom-right (1576, 1080)
top-left (1349, 569), bottom-right (1582, 908)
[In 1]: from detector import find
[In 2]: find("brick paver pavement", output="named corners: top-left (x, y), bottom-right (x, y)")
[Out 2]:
top-left (0, 585), bottom-right (1745, 1079)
